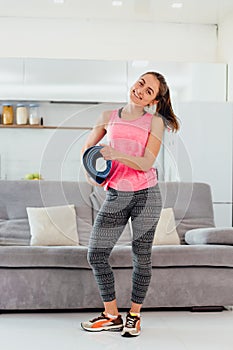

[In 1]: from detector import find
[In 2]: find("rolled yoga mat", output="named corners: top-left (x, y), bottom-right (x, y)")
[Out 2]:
top-left (82, 146), bottom-right (112, 184)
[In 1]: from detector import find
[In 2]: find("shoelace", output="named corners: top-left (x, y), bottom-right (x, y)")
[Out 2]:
top-left (90, 313), bottom-right (108, 323)
top-left (125, 316), bottom-right (137, 328)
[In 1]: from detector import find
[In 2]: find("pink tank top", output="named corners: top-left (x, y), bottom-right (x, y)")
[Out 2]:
top-left (105, 109), bottom-right (157, 191)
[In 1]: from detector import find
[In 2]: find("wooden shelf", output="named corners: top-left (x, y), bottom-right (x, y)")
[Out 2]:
top-left (44, 126), bottom-right (92, 130)
top-left (0, 124), bottom-right (92, 130)
top-left (0, 124), bottom-right (43, 129)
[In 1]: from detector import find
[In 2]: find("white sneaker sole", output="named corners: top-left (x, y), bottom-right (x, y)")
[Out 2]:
top-left (121, 327), bottom-right (141, 337)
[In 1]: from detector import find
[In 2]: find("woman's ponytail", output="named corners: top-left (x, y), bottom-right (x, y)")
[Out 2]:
top-left (142, 72), bottom-right (180, 132)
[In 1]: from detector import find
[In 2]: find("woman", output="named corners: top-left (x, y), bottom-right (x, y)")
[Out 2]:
top-left (81, 71), bottom-right (179, 337)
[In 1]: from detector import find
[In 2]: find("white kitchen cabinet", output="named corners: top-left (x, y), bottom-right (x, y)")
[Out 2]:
top-left (182, 63), bottom-right (227, 102)
top-left (213, 203), bottom-right (232, 227)
top-left (23, 58), bottom-right (127, 102)
top-left (0, 58), bottom-right (127, 102)
top-left (0, 58), bottom-right (24, 100)
top-left (0, 59), bottom-right (227, 103)
top-left (163, 129), bottom-right (180, 182)
top-left (176, 101), bottom-right (233, 227)
top-left (228, 63), bottom-right (233, 101)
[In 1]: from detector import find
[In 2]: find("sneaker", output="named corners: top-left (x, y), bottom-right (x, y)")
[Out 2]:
top-left (121, 312), bottom-right (141, 337)
top-left (81, 312), bottom-right (124, 332)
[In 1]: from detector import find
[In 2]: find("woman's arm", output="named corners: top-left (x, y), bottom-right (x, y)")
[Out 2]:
top-left (100, 116), bottom-right (165, 172)
top-left (80, 110), bottom-right (111, 156)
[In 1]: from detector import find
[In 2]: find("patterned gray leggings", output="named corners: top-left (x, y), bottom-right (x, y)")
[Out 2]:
top-left (87, 184), bottom-right (162, 304)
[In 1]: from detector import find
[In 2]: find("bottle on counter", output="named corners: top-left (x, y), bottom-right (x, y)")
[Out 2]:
top-left (2, 104), bottom-right (14, 125)
top-left (16, 104), bottom-right (28, 125)
top-left (29, 104), bottom-right (40, 125)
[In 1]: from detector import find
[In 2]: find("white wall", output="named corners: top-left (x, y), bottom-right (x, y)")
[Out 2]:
top-left (0, 18), bottom-right (217, 62)
top-left (218, 12), bottom-right (233, 100)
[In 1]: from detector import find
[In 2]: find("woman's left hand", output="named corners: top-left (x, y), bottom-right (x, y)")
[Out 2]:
top-left (99, 144), bottom-right (119, 161)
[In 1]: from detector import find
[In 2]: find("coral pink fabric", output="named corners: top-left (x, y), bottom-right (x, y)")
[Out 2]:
top-left (104, 109), bottom-right (157, 191)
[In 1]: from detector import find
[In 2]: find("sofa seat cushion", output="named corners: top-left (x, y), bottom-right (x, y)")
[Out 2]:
top-left (150, 245), bottom-right (233, 268)
top-left (0, 245), bottom-right (233, 269)
top-left (0, 246), bottom-right (90, 268)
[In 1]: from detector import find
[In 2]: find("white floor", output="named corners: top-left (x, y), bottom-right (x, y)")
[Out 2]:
top-left (1, 309), bottom-right (233, 350)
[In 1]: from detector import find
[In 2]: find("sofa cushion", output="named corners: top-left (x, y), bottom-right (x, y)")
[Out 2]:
top-left (151, 245), bottom-right (233, 268)
top-left (0, 246), bottom-right (89, 268)
top-left (27, 205), bottom-right (79, 246)
top-left (0, 180), bottom-right (93, 246)
top-left (90, 186), bottom-right (132, 246)
top-left (0, 202), bottom-right (8, 220)
top-left (1, 245), bottom-right (233, 269)
top-left (185, 227), bottom-right (233, 245)
top-left (0, 219), bottom-right (31, 245)
top-left (153, 208), bottom-right (180, 245)
top-left (158, 182), bottom-right (215, 244)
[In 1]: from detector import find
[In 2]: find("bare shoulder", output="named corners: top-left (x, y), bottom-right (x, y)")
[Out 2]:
top-left (151, 115), bottom-right (165, 131)
top-left (102, 110), bottom-right (113, 122)
top-left (98, 110), bottom-right (113, 129)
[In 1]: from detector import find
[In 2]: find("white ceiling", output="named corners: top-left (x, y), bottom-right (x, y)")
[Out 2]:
top-left (0, 0), bottom-right (233, 25)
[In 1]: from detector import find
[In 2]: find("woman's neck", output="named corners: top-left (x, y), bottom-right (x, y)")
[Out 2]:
top-left (122, 103), bottom-right (145, 118)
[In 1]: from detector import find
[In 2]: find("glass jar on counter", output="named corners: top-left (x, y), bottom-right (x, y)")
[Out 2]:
top-left (29, 104), bottom-right (40, 125)
top-left (2, 104), bottom-right (14, 125)
top-left (16, 104), bottom-right (28, 125)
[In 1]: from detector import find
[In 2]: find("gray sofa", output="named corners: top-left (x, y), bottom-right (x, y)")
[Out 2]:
top-left (0, 180), bottom-right (233, 311)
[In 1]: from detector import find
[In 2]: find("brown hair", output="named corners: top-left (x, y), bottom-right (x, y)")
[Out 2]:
top-left (142, 71), bottom-right (180, 132)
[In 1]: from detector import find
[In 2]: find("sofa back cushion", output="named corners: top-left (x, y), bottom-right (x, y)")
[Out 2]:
top-left (0, 180), bottom-right (93, 246)
top-left (0, 180), bottom-right (215, 246)
top-left (159, 182), bottom-right (215, 244)
top-left (0, 219), bottom-right (31, 245)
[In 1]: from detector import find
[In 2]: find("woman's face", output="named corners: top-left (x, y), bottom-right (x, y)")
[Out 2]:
top-left (129, 74), bottom-right (160, 107)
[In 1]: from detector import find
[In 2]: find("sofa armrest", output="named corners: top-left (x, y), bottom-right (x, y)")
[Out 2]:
top-left (185, 227), bottom-right (233, 245)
